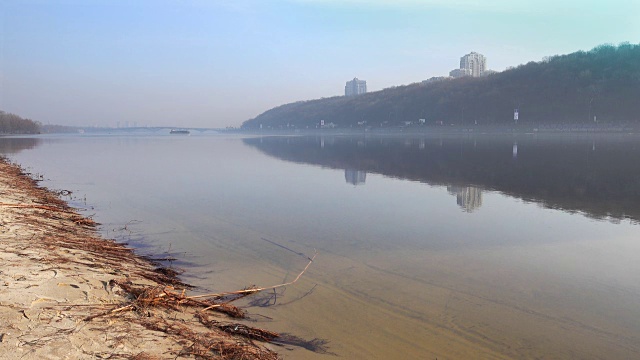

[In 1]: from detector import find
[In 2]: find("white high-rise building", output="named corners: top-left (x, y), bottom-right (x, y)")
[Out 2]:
top-left (460, 52), bottom-right (487, 77)
top-left (345, 77), bottom-right (367, 96)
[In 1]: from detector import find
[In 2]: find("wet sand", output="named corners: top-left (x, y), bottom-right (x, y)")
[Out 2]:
top-left (0, 158), bottom-right (276, 359)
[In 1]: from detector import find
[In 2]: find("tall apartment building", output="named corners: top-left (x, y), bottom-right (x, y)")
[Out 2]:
top-left (460, 52), bottom-right (486, 77)
top-left (345, 77), bottom-right (367, 96)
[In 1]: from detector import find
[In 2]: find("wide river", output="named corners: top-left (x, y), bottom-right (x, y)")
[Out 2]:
top-left (2, 132), bottom-right (640, 359)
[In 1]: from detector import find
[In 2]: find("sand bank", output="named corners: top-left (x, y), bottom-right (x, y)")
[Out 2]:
top-left (0, 158), bottom-right (278, 359)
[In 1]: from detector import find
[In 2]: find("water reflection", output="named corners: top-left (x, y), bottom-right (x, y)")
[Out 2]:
top-left (344, 169), bottom-right (366, 185)
top-left (3, 133), bottom-right (640, 359)
top-left (447, 185), bottom-right (483, 212)
top-left (244, 134), bottom-right (640, 223)
top-left (0, 137), bottom-right (41, 154)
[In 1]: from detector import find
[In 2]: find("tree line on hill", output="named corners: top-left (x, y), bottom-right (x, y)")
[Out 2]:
top-left (242, 43), bottom-right (640, 130)
top-left (0, 111), bottom-right (41, 134)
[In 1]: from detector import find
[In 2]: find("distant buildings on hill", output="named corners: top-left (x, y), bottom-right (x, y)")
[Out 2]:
top-left (422, 52), bottom-right (498, 86)
top-left (345, 77), bottom-right (367, 96)
top-left (460, 52), bottom-right (487, 77)
top-left (449, 51), bottom-right (495, 78)
top-left (448, 68), bottom-right (473, 78)
top-left (346, 52), bottom-right (498, 94)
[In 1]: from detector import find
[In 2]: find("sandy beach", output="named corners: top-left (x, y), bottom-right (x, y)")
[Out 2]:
top-left (0, 157), bottom-right (279, 359)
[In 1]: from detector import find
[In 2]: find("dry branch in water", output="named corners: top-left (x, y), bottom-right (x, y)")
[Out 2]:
top-left (188, 251), bottom-right (317, 303)
top-left (85, 251), bottom-right (316, 321)
top-left (82, 251), bottom-right (318, 359)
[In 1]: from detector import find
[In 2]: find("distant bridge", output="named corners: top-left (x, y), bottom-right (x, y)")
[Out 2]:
top-left (79, 127), bottom-right (225, 134)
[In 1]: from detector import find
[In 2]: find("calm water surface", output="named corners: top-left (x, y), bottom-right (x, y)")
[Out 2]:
top-left (2, 133), bottom-right (640, 359)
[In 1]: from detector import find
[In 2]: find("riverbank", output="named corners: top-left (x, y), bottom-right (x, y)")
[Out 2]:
top-left (0, 157), bottom-right (278, 359)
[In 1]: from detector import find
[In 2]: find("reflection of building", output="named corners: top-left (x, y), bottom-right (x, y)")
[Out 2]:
top-left (345, 77), bottom-right (367, 96)
top-left (345, 169), bottom-right (366, 185)
top-left (447, 186), bottom-right (483, 212)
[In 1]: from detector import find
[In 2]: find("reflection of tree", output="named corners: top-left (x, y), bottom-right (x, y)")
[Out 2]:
top-left (0, 138), bottom-right (41, 155)
top-left (447, 186), bottom-right (483, 212)
top-left (345, 169), bottom-right (366, 186)
top-left (244, 135), bottom-right (640, 223)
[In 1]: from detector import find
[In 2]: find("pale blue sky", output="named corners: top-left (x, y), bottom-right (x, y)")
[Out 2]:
top-left (1, 0), bottom-right (638, 128)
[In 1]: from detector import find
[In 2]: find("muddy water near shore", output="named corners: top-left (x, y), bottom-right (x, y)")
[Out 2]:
top-left (3, 133), bottom-right (640, 359)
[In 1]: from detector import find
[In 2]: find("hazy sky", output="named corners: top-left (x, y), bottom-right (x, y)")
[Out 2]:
top-left (1, 0), bottom-right (638, 128)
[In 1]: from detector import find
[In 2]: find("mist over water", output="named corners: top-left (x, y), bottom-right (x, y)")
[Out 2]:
top-left (2, 132), bottom-right (640, 359)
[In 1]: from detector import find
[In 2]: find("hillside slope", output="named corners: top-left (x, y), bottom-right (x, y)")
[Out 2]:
top-left (242, 43), bottom-right (640, 129)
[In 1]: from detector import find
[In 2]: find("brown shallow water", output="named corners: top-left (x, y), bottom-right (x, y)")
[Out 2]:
top-left (3, 133), bottom-right (640, 359)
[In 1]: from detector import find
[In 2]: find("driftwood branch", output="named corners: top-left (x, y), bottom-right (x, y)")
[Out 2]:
top-left (187, 250), bottom-right (317, 302)
top-left (83, 304), bottom-right (134, 321)
top-left (83, 250), bottom-right (318, 320)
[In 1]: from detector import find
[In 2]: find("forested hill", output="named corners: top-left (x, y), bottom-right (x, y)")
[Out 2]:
top-left (242, 43), bottom-right (640, 130)
top-left (0, 111), bottom-right (41, 134)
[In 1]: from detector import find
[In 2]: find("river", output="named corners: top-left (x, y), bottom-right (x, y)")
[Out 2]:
top-left (2, 132), bottom-right (640, 359)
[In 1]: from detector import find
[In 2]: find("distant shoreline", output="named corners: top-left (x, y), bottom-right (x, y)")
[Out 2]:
top-left (228, 124), bottom-right (640, 137)
top-left (4, 122), bottom-right (638, 136)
